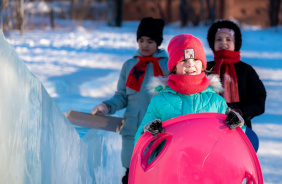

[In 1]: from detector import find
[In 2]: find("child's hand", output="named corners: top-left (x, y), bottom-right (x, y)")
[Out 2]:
top-left (225, 107), bottom-right (244, 129)
top-left (144, 119), bottom-right (164, 137)
top-left (90, 103), bottom-right (109, 115)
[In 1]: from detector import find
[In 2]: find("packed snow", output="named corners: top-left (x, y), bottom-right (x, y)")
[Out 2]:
top-left (2, 20), bottom-right (282, 183)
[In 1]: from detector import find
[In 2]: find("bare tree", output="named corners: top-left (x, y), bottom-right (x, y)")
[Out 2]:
top-left (180, 0), bottom-right (203, 27)
top-left (70, 0), bottom-right (77, 19)
top-left (107, 0), bottom-right (123, 27)
top-left (70, 0), bottom-right (93, 26)
top-left (1, 0), bottom-right (26, 33)
top-left (218, 0), bottom-right (224, 19)
top-left (269, 0), bottom-right (280, 26)
top-left (19, 0), bottom-right (24, 35)
top-left (0, 0), bottom-right (3, 30)
top-left (180, 0), bottom-right (188, 27)
top-left (49, 0), bottom-right (55, 29)
top-left (150, 0), bottom-right (166, 21)
top-left (166, 0), bottom-right (172, 22)
top-left (116, 0), bottom-right (122, 27)
top-left (206, 0), bottom-right (216, 25)
top-left (186, 0), bottom-right (199, 26)
top-left (2, 0), bottom-right (13, 33)
top-left (199, 0), bottom-right (205, 23)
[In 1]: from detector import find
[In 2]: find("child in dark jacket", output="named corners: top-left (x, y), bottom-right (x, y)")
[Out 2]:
top-left (90, 17), bottom-right (169, 184)
top-left (206, 20), bottom-right (267, 129)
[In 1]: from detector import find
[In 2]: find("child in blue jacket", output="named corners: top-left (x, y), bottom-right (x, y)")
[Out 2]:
top-left (135, 34), bottom-right (245, 143)
top-left (90, 17), bottom-right (169, 183)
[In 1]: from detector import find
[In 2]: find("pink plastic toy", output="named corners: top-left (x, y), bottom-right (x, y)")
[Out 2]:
top-left (129, 113), bottom-right (263, 184)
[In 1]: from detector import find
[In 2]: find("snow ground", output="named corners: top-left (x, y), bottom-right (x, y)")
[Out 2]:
top-left (6, 20), bottom-right (282, 183)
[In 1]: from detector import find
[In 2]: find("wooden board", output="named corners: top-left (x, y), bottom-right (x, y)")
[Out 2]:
top-left (67, 109), bottom-right (124, 132)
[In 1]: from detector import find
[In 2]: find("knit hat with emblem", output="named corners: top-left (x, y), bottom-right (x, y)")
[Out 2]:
top-left (167, 34), bottom-right (207, 72)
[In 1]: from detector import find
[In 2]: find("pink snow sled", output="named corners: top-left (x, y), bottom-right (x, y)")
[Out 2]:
top-left (129, 113), bottom-right (263, 184)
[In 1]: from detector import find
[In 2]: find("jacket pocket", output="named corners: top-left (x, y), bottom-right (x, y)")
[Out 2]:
top-left (120, 108), bottom-right (139, 136)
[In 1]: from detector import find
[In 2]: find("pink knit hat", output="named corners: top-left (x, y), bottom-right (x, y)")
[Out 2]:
top-left (167, 34), bottom-right (207, 72)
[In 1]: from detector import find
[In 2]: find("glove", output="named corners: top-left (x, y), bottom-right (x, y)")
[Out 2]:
top-left (231, 108), bottom-right (243, 117)
top-left (90, 103), bottom-right (109, 115)
top-left (225, 107), bottom-right (244, 129)
top-left (144, 119), bottom-right (164, 137)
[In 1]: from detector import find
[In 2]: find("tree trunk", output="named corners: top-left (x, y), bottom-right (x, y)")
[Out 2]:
top-left (166, 0), bottom-right (172, 22)
top-left (269, 0), bottom-right (280, 26)
top-left (180, 0), bottom-right (188, 27)
top-left (50, 1), bottom-right (55, 29)
top-left (108, 0), bottom-right (123, 27)
top-left (186, 0), bottom-right (199, 26)
top-left (19, 0), bottom-right (24, 35)
top-left (70, 0), bottom-right (76, 19)
top-left (211, 0), bottom-right (216, 23)
top-left (206, 0), bottom-right (216, 25)
top-left (107, 0), bottom-right (116, 26)
top-left (154, 0), bottom-right (166, 21)
top-left (8, 0), bottom-right (13, 30)
top-left (115, 0), bottom-right (122, 27)
top-left (219, 0), bottom-right (224, 19)
top-left (199, 0), bottom-right (205, 23)
top-left (0, 0), bottom-right (2, 31)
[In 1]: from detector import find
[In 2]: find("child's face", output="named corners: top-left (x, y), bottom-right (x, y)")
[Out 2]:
top-left (175, 59), bottom-right (203, 75)
top-left (138, 36), bottom-right (158, 57)
top-left (214, 32), bottom-right (235, 51)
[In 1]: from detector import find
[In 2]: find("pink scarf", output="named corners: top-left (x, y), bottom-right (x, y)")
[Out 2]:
top-left (213, 50), bottom-right (241, 103)
top-left (167, 72), bottom-right (209, 95)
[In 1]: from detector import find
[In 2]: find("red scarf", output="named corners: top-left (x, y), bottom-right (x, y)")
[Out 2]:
top-left (213, 50), bottom-right (241, 103)
top-left (167, 72), bottom-right (209, 95)
top-left (126, 56), bottom-right (164, 92)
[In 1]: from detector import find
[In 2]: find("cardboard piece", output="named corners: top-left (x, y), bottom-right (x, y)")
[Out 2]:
top-left (67, 109), bottom-right (124, 132)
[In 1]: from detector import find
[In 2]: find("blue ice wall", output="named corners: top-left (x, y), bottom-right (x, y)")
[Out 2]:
top-left (0, 31), bottom-right (123, 184)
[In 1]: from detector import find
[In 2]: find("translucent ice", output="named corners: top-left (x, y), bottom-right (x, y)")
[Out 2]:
top-left (0, 30), bottom-right (123, 184)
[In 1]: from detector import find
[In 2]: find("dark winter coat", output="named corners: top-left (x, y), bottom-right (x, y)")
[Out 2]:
top-left (207, 61), bottom-right (266, 128)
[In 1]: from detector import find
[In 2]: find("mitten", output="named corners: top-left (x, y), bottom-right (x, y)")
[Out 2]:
top-left (225, 107), bottom-right (245, 129)
top-left (231, 108), bottom-right (243, 117)
top-left (144, 119), bottom-right (164, 137)
top-left (90, 103), bottom-right (109, 115)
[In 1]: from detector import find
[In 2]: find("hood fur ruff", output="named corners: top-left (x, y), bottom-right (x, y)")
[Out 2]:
top-left (147, 74), bottom-right (224, 96)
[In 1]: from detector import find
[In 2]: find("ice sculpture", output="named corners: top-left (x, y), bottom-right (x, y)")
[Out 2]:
top-left (0, 30), bottom-right (123, 184)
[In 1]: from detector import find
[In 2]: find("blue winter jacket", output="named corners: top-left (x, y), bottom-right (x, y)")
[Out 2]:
top-left (135, 75), bottom-right (246, 144)
top-left (104, 49), bottom-right (169, 137)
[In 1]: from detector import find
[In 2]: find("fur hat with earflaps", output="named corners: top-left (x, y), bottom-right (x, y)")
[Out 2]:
top-left (137, 17), bottom-right (165, 46)
top-left (207, 20), bottom-right (242, 51)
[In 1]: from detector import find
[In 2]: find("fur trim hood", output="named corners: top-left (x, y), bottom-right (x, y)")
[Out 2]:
top-left (147, 74), bottom-right (224, 96)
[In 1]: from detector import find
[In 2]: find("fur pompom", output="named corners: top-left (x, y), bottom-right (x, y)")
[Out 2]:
top-left (207, 74), bottom-right (224, 93)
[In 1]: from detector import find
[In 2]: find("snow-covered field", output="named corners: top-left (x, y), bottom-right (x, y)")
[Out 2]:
top-left (6, 20), bottom-right (282, 183)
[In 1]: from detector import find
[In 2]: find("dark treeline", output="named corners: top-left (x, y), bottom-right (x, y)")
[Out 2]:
top-left (0, 0), bottom-right (280, 35)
